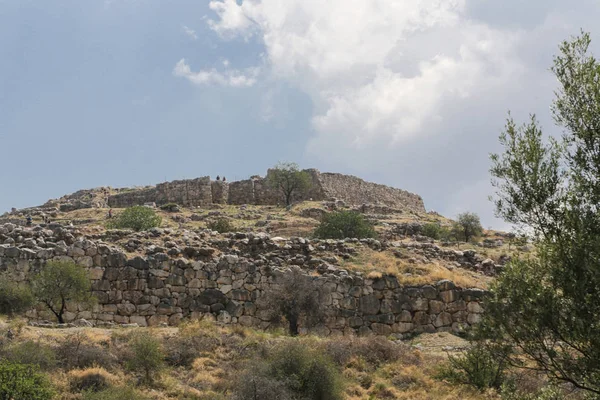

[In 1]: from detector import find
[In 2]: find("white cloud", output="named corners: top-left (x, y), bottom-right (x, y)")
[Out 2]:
top-left (182, 25), bottom-right (198, 40)
top-left (173, 59), bottom-right (259, 87)
top-left (206, 0), bottom-right (524, 151)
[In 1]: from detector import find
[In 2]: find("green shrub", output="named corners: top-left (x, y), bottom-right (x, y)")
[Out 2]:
top-left (436, 343), bottom-right (510, 391)
top-left (107, 206), bottom-right (161, 231)
top-left (83, 386), bottom-right (148, 400)
top-left (313, 211), bottom-right (376, 239)
top-left (0, 281), bottom-right (34, 316)
top-left (232, 340), bottom-right (343, 400)
top-left (0, 361), bottom-right (54, 400)
top-left (207, 218), bottom-right (235, 233)
top-left (125, 332), bottom-right (164, 384)
top-left (1, 340), bottom-right (57, 371)
top-left (159, 203), bottom-right (180, 212)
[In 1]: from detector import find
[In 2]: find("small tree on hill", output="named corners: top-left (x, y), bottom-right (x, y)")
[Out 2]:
top-left (452, 212), bottom-right (483, 242)
top-left (313, 210), bottom-right (376, 239)
top-left (32, 260), bottom-right (95, 323)
top-left (257, 269), bottom-right (325, 336)
top-left (107, 205), bottom-right (161, 231)
top-left (266, 162), bottom-right (312, 206)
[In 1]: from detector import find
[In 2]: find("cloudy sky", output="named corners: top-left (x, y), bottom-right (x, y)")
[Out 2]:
top-left (1, 0), bottom-right (599, 229)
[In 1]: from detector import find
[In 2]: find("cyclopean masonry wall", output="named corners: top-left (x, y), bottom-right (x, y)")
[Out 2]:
top-left (107, 169), bottom-right (426, 214)
top-left (0, 226), bottom-right (484, 336)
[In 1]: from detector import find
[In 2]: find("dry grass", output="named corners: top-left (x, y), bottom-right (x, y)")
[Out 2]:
top-left (342, 249), bottom-right (491, 288)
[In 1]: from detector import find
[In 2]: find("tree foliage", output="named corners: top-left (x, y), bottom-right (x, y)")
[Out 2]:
top-left (485, 31), bottom-right (600, 396)
top-left (32, 260), bottom-right (95, 324)
top-left (0, 281), bottom-right (34, 317)
top-left (452, 212), bottom-right (483, 243)
top-left (313, 210), bottom-right (376, 239)
top-left (107, 206), bottom-right (161, 231)
top-left (0, 361), bottom-right (54, 400)
top-left (257, 269), bottom-right (325, 336)
top-left (266, 162), bottom-right (312, 206)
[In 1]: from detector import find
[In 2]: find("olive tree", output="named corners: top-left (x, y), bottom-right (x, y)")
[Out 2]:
top-left (32, 260), bottom-right (95, 323)
top-left (266, 162), bottom-right (312, 206)
top-left (257, 269), bottom-right (325, 336)
top-left (452, 212), bottom-right (483, 243)
top-left (483, 31), bottom-right (600, 396)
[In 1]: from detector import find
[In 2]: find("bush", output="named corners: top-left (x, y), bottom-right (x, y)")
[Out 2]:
top-left (163, 333), bottom-right (219, 367)
top-left (57, 333), bottom-right (117, 370)
top-left (69, 367), bottom-right (114, 393)
top-left (420, 223), bottom-right (451, 240)
top-left (207, 218), bottom-right (235, 233)
top-left (0, 361), bottom-right (54, 400)
top-left (436, 343), bottom-right (510, 391)
top-left (0, 340), bottom-right (57, 371)
top-left (232, 340), bottom-right (343, 400)
top-left (83, 386), bottom-right (148, 400)
top-left (324, 336), bottom-right (418, 368)
top-left (0, 281), bottom-right (34, 316)
top-left (107, 206), bottom-right (162, 231)
top-left (313, 210), bottom-right (376, 239)
top-left (125, 332), bottom-right (164, 384)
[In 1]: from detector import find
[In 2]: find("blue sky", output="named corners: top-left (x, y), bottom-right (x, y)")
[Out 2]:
top-left (2, 0), bottom-right (600, 229)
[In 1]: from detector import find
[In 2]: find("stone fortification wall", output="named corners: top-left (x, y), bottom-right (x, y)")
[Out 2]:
top-left (105, 169), bottom-right (425, 213)
top-left (318, 173), bottom-right (425, 213)
top-left (0, 227), bottom-right (484, 336)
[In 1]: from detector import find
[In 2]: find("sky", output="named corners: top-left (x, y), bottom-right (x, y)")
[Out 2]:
top-left (1, 0), bottom-right (600, 229)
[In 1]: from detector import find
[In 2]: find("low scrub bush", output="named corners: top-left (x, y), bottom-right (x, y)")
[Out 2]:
top-left (57, 333), bottom-right (117, 370)
top-left (313, 210), bottom-right (376, 239)
top-left (0, 361), bottom-right (54, 400)
top-left (207, 218), bottom-right (235, 233)
top-left (163, 333), bottom-right (220, 367)
top-left (232, 340), bottom-right (343, 400)
top-left (324, 336), bottom-right (417, 369)
top-left (125, 332), bottom-right (165, 384)
top-left (436, 342), bottom-right (511, 391)
top-left (107, 206), bottom-right (161, 231)
top-left (69, 367), bottom-right (115, 393)
top-left (0, 340), bottom-right (57, 371)
top-left (0, 281), bottom-right (34, 316)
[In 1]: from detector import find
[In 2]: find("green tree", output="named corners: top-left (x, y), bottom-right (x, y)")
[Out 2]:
top-left (452, 212), bottom-right (483, 242)
top-left (313, 210), bottom-right (376, 239)
top-left (266, 162), bottom-right (312, 206)
top-left (126, 332), bottom-right (164, 384)
top-left (107, 206), bottom-right (161, 231)
top-left (0, 281), bottom-right (34, 317)
top-left (485, 31), bottom-right (600, 396)
top-left (0, 361), bottom-right (54, 400)
top-left (32, 260), bottom-right (95, 324)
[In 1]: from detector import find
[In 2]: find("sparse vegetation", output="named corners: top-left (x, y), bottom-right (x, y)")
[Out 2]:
top-left (313, 210), bottom-right (376, 239)
top-left (421, 223), bottom-right (451, 240)
top-left (107, 205), bottom-right (162, 231)
top-left (32, 260), bottom-right (95, 323)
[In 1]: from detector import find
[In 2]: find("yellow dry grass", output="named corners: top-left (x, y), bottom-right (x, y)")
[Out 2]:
top-left (342, 249), bottom-right (491, 289)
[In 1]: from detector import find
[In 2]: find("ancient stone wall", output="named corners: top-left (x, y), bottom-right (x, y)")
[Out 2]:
top-left (104, 169), bottom-right (426, 212)
top-left (0, 239), bottom-right (484, 336)
top-left (318, 173), bottom-right (425, 213)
